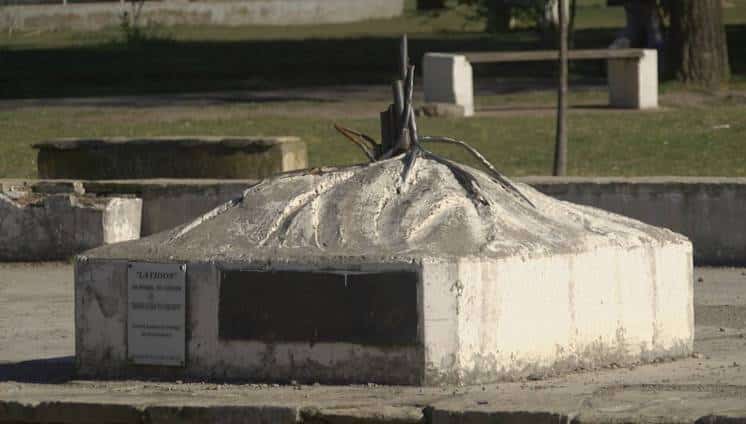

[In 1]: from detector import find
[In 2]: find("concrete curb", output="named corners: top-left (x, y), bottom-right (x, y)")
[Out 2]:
top-left (1, 390), bottom-right (745, 423)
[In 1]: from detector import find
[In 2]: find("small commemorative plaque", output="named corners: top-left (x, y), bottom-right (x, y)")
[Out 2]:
top-left (127, 262), bottom-right (186, 366)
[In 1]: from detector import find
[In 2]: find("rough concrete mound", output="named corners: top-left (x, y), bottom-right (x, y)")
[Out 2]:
top-left (90, 156), bottom-right (687, 263)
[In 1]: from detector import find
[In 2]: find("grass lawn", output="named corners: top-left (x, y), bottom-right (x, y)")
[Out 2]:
top-left (2, 91), bottom-right (745, 178)
top-left (1, 0), bottom-right (745, 178)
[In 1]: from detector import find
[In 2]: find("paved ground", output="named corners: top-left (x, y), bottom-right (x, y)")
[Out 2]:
top-left (1, 263), bottom-right (746, 423)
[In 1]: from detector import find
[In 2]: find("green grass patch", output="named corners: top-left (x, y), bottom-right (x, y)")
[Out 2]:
top-left (2, 100), bottom-right (745, 178)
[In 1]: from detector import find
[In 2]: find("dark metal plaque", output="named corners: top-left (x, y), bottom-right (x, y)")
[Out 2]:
top-left (218, 270), bottom-right (418, 346)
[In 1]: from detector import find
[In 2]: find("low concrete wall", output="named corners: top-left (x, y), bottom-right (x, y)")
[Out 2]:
top-left (0, 0), bottom-right (405, 31)
top-left (120, 177), bottom-right (746, 265)
top-left (4, 177), bottom-right (746, 264)
top-left (523, 177), bottom-right (746, 266)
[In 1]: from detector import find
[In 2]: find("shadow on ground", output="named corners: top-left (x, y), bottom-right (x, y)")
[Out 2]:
top-left (0, 356), bottom-right (75, 383)
top-left (2, 24), bottom-right (744, 100)
top-left (1, 28), bottom-right (621, 99)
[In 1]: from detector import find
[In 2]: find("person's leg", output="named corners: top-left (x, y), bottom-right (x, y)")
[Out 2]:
top-left (610, 1), bottom-right (644, 48)
top-left (640, 0), bottom-right (665, 75)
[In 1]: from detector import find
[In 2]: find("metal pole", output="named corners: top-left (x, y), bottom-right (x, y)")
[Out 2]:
top-left (553, 0), bottom-right (568, 176)
top-left (400, 34), bottom-right (408, 81)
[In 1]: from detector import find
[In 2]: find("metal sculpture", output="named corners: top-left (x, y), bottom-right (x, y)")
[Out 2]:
top-left (334, 35), bottom-right (534, 208)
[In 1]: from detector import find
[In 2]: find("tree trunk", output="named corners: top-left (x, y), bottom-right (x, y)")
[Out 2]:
top-left (568, 0), bottom-right (577, 47)
top-left (667, 0), bottom-right (730, 88)
top-left (416, 0), bottom-right (446, 11)
top-left (553, 0), bottom-right (568, 177)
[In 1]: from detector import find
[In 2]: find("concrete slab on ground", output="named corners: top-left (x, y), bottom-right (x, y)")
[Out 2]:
top-left (0, 187), bottom-right (141, 261)
top-left (1, 264), bottom-right (746, 422)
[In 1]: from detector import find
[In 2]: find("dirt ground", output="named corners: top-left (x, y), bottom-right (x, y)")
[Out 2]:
top-left (0, 262), bottom-right (73, 363)
top-left (1, 263), bottom-right (746, 423)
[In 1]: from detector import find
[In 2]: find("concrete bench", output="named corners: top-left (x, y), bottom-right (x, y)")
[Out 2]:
top-left (423, 48), bottom-right (658, 117)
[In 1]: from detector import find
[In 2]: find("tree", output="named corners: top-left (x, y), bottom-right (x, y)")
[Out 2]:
top-left (666, 0), bottom-right (730, 88)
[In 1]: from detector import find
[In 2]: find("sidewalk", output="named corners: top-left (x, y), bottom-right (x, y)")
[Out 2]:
top-left (1, 264), bottom-right (746, 423)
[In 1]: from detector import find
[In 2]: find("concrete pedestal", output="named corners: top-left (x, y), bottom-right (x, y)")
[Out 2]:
top-left (75, 158), bottom-right (692, 385)
top-left (423, 53), bottom-right (474, 117)
top-left (608, 49), bottom-right (658, 109)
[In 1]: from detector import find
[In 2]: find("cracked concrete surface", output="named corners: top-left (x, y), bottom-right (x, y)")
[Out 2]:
top-left (1, 264), bottom-right (746, 423)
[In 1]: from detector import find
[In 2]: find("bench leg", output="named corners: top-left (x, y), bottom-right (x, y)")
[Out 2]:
top-left (607, 49), bottom-right (658, 109)
top-left (423, 53), bottom-right (474, 117)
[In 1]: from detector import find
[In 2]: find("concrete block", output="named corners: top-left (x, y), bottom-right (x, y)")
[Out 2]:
top-left (607, 49), bottom-right (658, 109)
top-left (34, 136), bottom-right (307, 180)
top-left (423, 53), bottom-right (474, 117)
top-left (0, 190), bottom-right (141, 261)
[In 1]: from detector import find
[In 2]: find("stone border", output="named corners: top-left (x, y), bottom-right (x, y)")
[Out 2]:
top-left (3, 177), bottom-right (745, 264)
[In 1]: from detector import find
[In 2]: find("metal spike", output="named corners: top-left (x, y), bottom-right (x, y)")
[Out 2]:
top-left (400, 34), bottom-right (409, 81)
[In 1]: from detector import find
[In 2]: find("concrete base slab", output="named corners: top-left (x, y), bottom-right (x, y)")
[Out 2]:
top-left (0, 186), bottom-right (141, 261)
top-left (1, 264), bottom-right (744, 423)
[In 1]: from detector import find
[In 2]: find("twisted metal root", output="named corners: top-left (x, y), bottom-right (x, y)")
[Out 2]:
top-left (423, 150), bottom-right (489, 205)
top-left (333, 34), bottom-right (534, 209)
top-left (334, 123), bottom-right (377, 162)
top-left (334, 125), bottom-right (534, 208)
top-left (419, 136), bottom-right (535, 208)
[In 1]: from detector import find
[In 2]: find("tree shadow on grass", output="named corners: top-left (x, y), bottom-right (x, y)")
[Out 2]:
top-left (2, 24), bottom-right (743, 100)
top-left (0, 93), bottom-right (338, 109)
top-left (726, 24), bottom-right (746, 76)
top-left (0, 28), bottom-right (617, 99)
